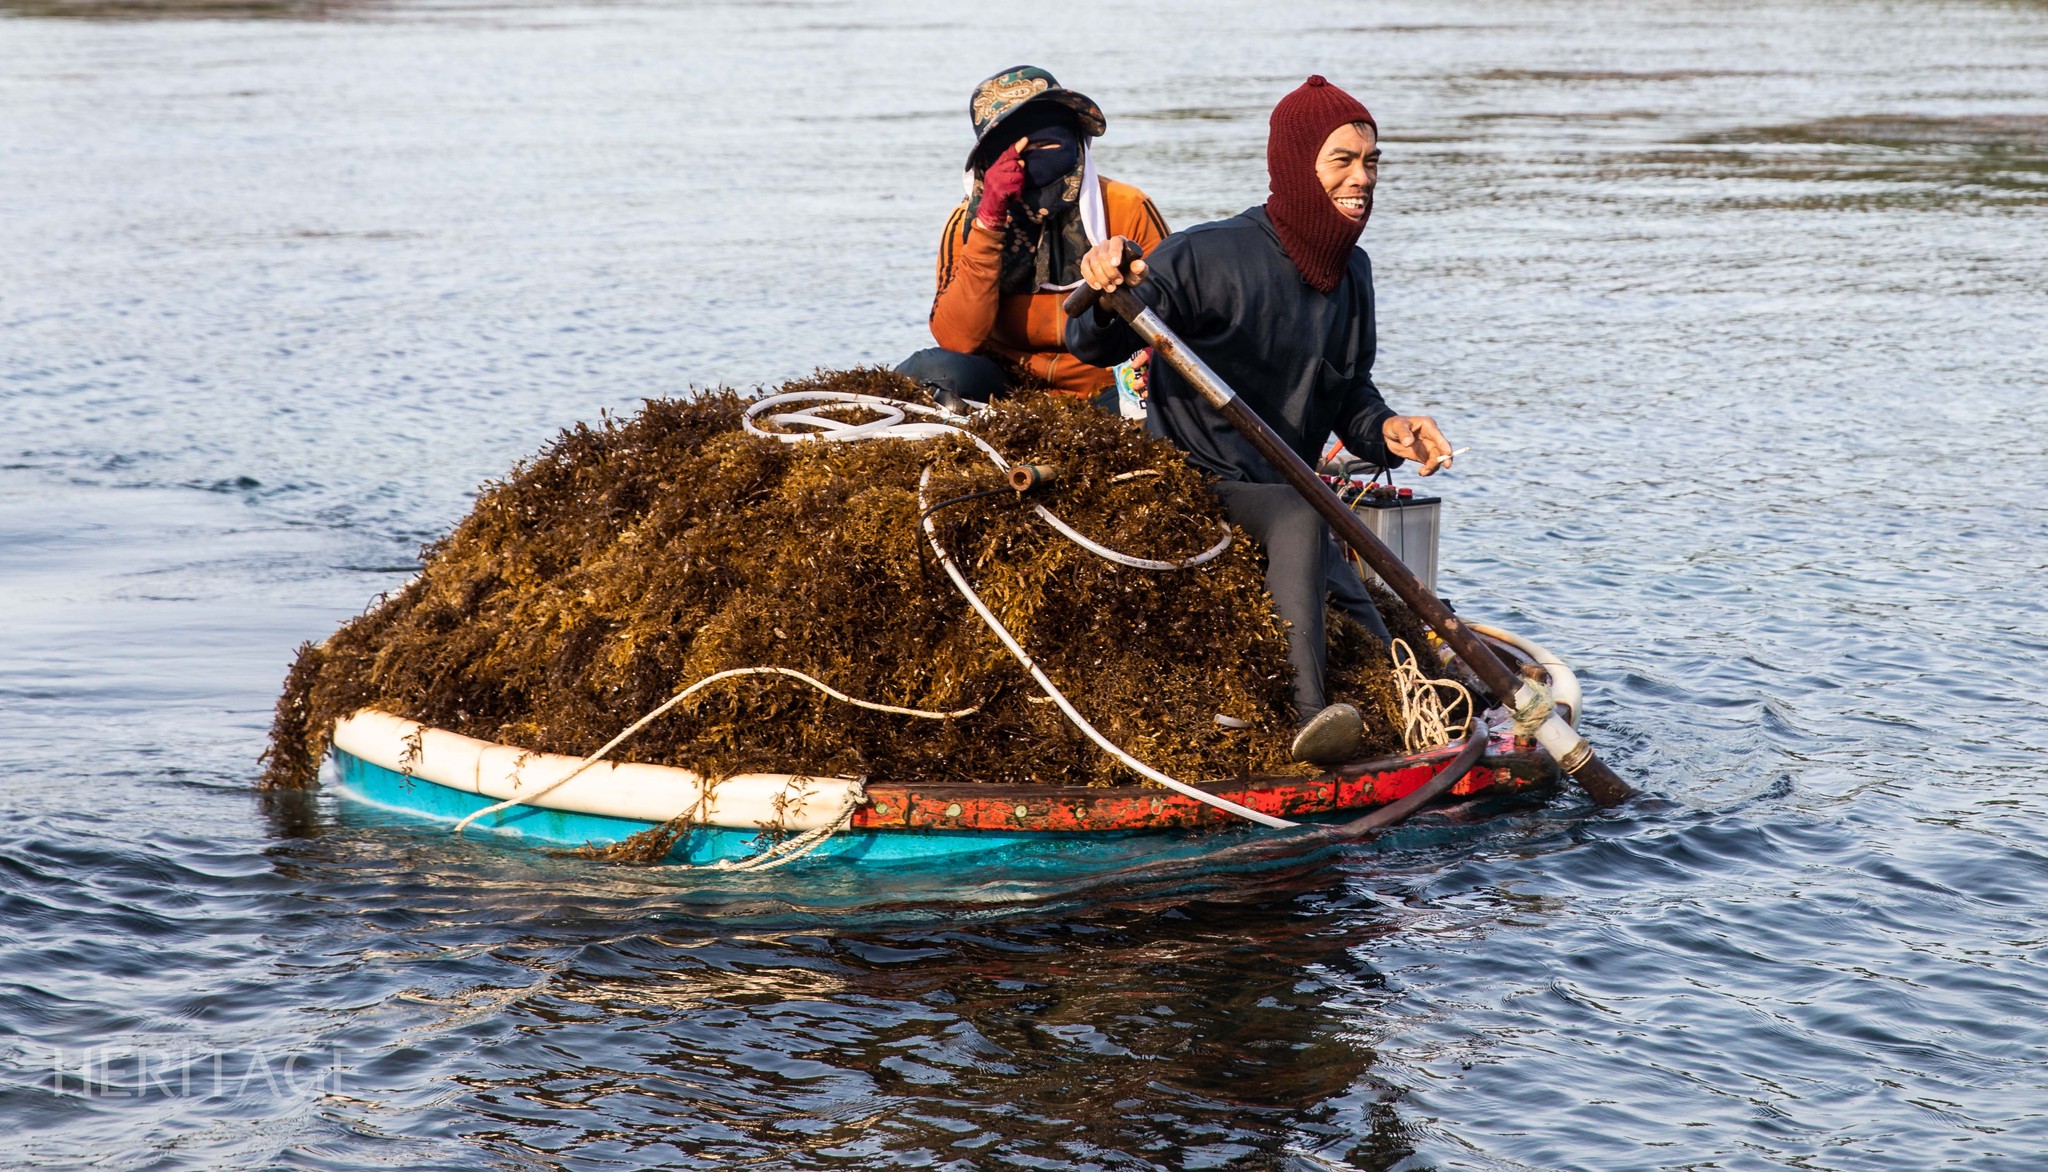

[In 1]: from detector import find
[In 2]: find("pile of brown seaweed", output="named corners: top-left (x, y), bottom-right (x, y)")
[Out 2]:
top-left (262, 368), bottom-right (1437, 793)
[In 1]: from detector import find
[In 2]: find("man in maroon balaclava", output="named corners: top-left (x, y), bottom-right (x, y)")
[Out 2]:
top-left (1065, 76), bottom-right (1456, 767)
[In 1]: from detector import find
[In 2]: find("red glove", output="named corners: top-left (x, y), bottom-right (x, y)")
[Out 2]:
top-left (975, 145), bottom-right (1026, 230)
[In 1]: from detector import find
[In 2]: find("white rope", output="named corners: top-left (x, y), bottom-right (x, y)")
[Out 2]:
top-left (1032, 506), bottom-right (1227, 571)
top-left (689, 783), bottom-right (866, 872)
top-left (917, 467), bottom-right (1298, 829)
top-left (450, 667), bottom-right (976, 836)
top-left (742, 391), bottom-right (1231, 571)
top-left (739, 391), bottom-right (1279, 829)
top-left (1390, 638), bottom-right (1473, 753)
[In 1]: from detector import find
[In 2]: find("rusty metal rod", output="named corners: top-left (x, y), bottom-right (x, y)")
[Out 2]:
top-left (1066, 275), bottom-right (1635, 806)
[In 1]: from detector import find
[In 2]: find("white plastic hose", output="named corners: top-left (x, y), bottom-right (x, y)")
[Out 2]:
top-left (1469, 622), bottom-right (1582, 728)
top-left (917, 468), bottom-right (1298, 830)
top-left (743, 391), bottom-right (1232, 571)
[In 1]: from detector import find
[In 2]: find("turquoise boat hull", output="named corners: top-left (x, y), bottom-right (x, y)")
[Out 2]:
top-left (332, 747), bottom-right (1091, 865)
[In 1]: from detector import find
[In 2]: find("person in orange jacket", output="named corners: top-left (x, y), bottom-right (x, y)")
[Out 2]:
top-left (897, 66), bottom-right (1170, 413)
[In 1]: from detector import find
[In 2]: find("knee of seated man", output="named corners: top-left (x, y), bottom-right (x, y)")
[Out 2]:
top-left (1265, 493), bottom-right (1326, 552)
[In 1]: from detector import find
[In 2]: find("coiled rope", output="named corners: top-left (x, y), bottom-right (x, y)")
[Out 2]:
top-left (1390, 638), bottom-right (1473, 753)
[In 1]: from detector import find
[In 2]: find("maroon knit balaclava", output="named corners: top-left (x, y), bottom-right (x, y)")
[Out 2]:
top-left (1265, 76), bottom-right (1376, 293)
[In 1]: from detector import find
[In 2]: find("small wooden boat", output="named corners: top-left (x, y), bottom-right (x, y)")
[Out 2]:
top-left (329, 626), bottom-right (1574, 865)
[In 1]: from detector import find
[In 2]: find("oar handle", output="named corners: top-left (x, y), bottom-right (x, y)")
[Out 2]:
top-left (1062, 239), bottom-right (1146, 319)
top-left (1080, 287), bottom-right (1636, 806)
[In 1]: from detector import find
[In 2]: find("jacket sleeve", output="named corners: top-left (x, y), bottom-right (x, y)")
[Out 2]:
top-left (1332, 375), bottom-right (1399, 469)
top-left (1062, 291), bottom-right (1146, 368)
top-left (1331, 261), bottom-right (1398, 467)
top-left (929, 204), bottom-right (1005, 353)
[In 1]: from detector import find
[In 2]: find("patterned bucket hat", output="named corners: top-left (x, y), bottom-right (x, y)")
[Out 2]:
top-left (967, 65), bottom-right (1106, 166)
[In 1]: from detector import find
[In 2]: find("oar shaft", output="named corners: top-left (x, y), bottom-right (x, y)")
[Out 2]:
top-left (1091, 287), bottom-right (1634, 806)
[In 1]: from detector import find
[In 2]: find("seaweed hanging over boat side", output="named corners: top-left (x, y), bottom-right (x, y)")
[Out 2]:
top-left (262, 368), bottom-right (1438, 792)
top-left (257, 640), bottom-right (327, 788)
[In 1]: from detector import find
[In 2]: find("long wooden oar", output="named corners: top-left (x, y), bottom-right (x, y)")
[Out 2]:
top-left (1065, 256), bottom-right (1635, 807)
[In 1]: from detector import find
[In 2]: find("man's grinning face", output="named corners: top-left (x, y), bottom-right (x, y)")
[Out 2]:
top-left (1316, 122), bottom-right (1380, 221)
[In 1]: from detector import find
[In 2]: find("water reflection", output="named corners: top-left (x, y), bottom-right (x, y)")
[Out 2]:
top-left (359, 883), bottom-right (1420, 1167)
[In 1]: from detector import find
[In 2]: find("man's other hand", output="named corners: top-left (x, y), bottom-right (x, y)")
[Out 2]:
top-left (1381, 415), bottom-right (1454, 474)
top-left (1079, 236), bottom-right (1146, 292)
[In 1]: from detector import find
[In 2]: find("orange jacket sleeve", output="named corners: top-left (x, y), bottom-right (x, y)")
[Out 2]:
top-left (1105, 181), bottom-right (1171, 258)
top-left (929, 204), bottom-right (1005, 354)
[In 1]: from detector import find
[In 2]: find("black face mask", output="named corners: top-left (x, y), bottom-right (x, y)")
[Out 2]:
top-left (1021, 126), bottom-right (1080, 190)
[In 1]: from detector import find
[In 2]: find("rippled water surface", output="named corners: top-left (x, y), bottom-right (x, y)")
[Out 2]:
top-left (5, 0), bottom-right (2047, 1167)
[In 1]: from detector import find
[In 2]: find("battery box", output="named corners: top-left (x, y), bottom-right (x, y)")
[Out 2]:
top-left (1343, 486), bottom-right (1441, 593)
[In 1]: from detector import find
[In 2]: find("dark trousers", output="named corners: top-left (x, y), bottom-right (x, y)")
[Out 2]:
top-left (896, 347), bottom-right (1120, 413)
top-left (896, 348), bottom-right (1010, 408)
top-left (1213, 481), bottom-right (1390, 723)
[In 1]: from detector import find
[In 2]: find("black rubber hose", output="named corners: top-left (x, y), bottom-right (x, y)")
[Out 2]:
top-left (916, 484), bottom-right (1012, 527)
top-left (1334, 722), bottom-right (1490, 836)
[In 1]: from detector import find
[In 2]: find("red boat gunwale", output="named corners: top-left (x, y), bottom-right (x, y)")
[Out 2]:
top-left (852, 725), bottom-right (1557, 833)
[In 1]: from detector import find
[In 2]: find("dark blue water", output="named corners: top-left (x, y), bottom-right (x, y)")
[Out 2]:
top-left (4, 0), bottom-right (2046, 1167)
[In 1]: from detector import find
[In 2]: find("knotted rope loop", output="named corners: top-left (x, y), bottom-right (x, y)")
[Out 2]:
top-left (1511, 677), bottom-right (1556, 741)
top-left (1391, 638), bottom-right (1474, 752)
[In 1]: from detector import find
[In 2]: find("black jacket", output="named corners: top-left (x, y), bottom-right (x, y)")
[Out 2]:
top-left (1065, 206), bottom-right (1399, 482)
